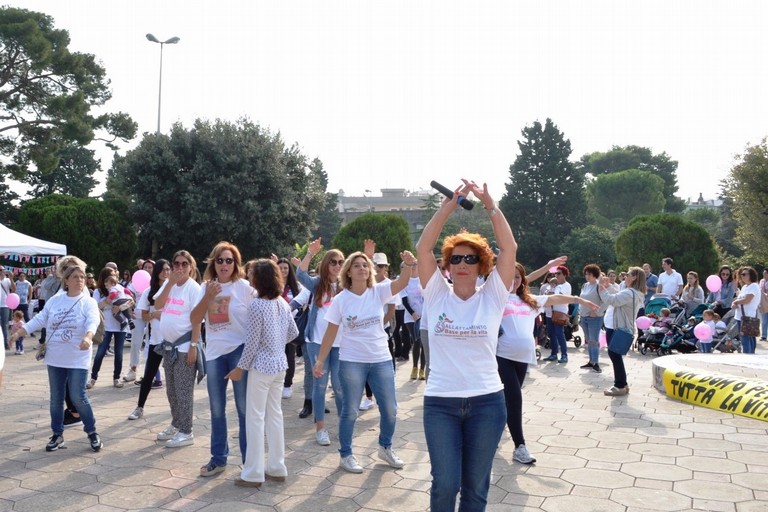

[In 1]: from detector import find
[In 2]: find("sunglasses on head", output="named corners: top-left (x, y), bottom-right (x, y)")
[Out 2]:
top-left (449, 254), bottom-right (480, 265)
top-left (215, 257), bottom-right (234, 265)
top-left (329, 259), bottom-right (345, 267)
top-left (173, 261), bottom-right (190, 268)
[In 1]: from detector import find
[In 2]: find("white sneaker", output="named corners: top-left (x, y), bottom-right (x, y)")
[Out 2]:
top-left (282, 387), bottom-right (292, 399)
top-left (339, 454), bottom-right (363, 473)
top-left (166, 431), bottom-right (194, 448)
top-left (122, 369), bottom-right (136, 382)
top-left (378, 446), bottom-right (405, 469)
top-left (316, 429), bottom-right (331, 446)
top-left (156, 425), bottom-right (178, 441)
top-left (127, 407), bottom-right (143, 420)
top-left (513, 444), bottom-right (536, 464)
top-left (85, 378), bottom-right (96, 389)
top-left (113, 379), bottom-right (124, 388)
top-left (359, 397), bottom-right (374, 411)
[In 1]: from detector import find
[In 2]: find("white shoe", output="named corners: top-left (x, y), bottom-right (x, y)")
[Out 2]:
top-left (378, 446), bottom-right (405, 469)
top-left (166, 431), bottom-right (194, 448)
top-left (340, 454), bottom-right (363, 473)
top-left (316, 429), bottom-right (331, 446)
top-left (113, 379), bottom-right (124, 388)
top-left (122, 369), bottom-right (136, 382)
top-left (513, 444), bottom-right (536, 464)
top-left (282, 387), bottom-right (292, 399)
top-left (156, 425), bottom-right (178, 441)
top-left (127, 407), bottom-right (143, 420)
top-left (85, 378), bottom-right (96, 389)
top-left (359, 397), bottom-right (374, 411)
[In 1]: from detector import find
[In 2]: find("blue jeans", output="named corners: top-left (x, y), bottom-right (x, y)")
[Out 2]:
top-left (738, 320), bottom-right (757, 353)
top-left (0, 307), bottom-right (9, 348)
top-left (762, 312), bottom-right (768, 339)
top-left (338, 360), bottom-right (398, 457)
top-left (48, 365), bottom-right (96, 435)
top-left (424, 391), bottom-right (506, 512)
top-left (304, 343), bottom-right (342, 422)
top-left (581, 316), bottom-right (604, 363)
top-left (91, 331), bottom-right (127, 381)
top-left (206, 344), bottom-right (248, 466)
top-left (546, 316), bottom-right (567, 357)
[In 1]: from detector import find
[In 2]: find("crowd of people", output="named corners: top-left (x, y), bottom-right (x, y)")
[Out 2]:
top-left (2, 179), bottom-right (767, 511)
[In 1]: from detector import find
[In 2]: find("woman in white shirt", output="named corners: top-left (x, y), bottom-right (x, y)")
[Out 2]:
top-left (542, 265), bottom-right (572, 363)
top-left (733, 266), bottom-right (761, 354)
top-left (226, 259), bottom-right (298, 488)
top-left (313, 250), bottom-right (416, 474)
top-left (415, 179), bottom-right (516, 512)
top-left (88, 267), bottom-right (132, 388)
top-left (191, 242), bottom-right (254, 476)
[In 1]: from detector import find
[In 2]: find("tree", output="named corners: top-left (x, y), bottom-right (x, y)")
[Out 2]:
top-left (615, 213), bottom-right (719, 279)
top-left (723, 139), bottom-right (768, 262)
top-left (499, 118), bottom-right (586, 268)
top-left (559, 225), bottom-right (617, 293)
top-left (108, 118), bottom-right (327, 260)
top-left (0, 7), bottom-right (136, 179)
top-left (314, 192), bottom-right (343, 244)
top-left (332, 213), bottom-right (413, 270)
top-left (16, 194), bottom-right (136, 270)
top-left (0, 176), bottom-right (18, 225)
top-left (579, 145), bottom-right (685, 212)
top-left (26, 143), bottom-right (99, 197)
top-left (586, 169), bottom-right (666, 229)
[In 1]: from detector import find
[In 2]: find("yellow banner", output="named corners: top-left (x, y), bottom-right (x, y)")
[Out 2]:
top-left (663, 368), bottom-right (768, 422)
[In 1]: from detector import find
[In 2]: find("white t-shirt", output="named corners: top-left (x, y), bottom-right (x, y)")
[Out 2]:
top-left (325, 282), bottom-right (394, 363)
top-left (423, 268), bottom-right (507, 398)
top-left (136, 287), bottom-right (163, 345)
top-left (497, 294), bottom-right (547, 365)
top-left (401, 277), bottom-right (424, 323)
top-left (658, 271), bottom-right (683, 297)
top-left (155, 279), bottom-right (201, 352)
top-left (546, 281), bottom-right (572, 315)
top-left (0, 276), bottom-right (13, 307)
top-left (309, 286), bottom-right (341, 348)
top-left (194, 279), bottom-right (254, 361)
top-left (93, 286), bottom-right (129, 332)
top-left (735, 282), bottom-right (761, 320)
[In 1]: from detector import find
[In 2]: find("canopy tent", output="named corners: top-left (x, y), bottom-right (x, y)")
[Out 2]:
top-left (0, 224), bottom-right (66, 256)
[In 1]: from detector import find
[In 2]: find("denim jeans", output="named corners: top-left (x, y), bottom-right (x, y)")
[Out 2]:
top-left (738, 320), bottom-right (757, 353)
top-left (0, 307), bottom-right (9, 348)
top-left (206, 344), bottom-right (248, 466)
top-left (338, 360), bottom-right (398, 458)
top-left (761, 312), bottom-right (768, 339)
top-left (304, 342), bottom-right (342, 422)
top-left (546, 316), bottom-right (567, 357)
top-left (581, 316), bottom-right (604, 363)
top-left (48, 365), bottom-right (96, 435)
top-left (605, 328), bottom-right (628, 388)
top-left (424, 391), bottom-right (506, 512)
top-left (91, 331), bottom-right (127, 381)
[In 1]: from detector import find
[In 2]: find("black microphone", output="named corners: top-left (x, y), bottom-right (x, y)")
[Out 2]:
top-left (430, 180), bottom-right (474, 210)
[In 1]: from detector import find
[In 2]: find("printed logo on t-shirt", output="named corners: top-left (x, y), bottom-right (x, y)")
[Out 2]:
top-left (434, 312), bottom-right (489, 339)
top-left (207, 296), bottom-right (231, 326)
top-left (503, 298), bottom-right (536, 317)
top-left (345, 314), bottom-right (380, 330)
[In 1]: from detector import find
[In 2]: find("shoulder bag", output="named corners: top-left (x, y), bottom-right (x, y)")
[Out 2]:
top-left (740, 305), bottom-right (760, 337)
top-left (608, 291), bottom-right (636, 356)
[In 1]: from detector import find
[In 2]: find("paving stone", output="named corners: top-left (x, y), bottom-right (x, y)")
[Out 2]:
top-left (13, 490), bottom-right (98, 512)
top-left (540, 494), bottom-right (625, 512)
top-left (560, 467), bottom-right (635, 489)
top-left (610, 487), bottom-right (691, 510)
top-left (620, 461), bottom-right (692, 482)
top-left (676, 456), bottom-right (747, 474)
top-left (674, 480), bottom-right (754, 501)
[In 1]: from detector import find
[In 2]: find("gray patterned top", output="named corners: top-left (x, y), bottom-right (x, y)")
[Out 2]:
top-left (237, 297), bottom-right (299, 374)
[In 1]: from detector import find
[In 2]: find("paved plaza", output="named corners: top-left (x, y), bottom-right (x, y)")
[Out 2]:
top-left (2, 338), bottom-right (768, 512)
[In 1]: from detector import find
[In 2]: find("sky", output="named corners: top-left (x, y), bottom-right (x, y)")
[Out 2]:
top-left (7, 1), bottom-right (768, 203)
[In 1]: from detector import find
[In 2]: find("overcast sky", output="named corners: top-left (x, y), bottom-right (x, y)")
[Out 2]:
top-left (9, 1), bottom-right (768, 202)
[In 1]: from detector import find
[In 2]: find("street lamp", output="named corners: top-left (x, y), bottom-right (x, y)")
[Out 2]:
top-left (146, 34), bottom-right (180, 134)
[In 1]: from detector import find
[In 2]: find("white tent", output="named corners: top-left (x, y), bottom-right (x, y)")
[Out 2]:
top-left (0, 224), bottom-right (66, 255)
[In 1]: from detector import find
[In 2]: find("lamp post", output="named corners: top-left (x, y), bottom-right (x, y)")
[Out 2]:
top-left (146, 34), bottom-right (180, 134)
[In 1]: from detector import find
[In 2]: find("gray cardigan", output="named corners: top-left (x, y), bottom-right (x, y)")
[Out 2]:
top-left (601, 287), bottom-right (644, 333)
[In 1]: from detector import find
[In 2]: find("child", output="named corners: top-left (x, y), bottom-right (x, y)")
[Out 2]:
top-left (658, 308), bottom-right (674, 327)
top-left (104, 275), bottom-right (135, 331)
top-left (11, 311), bottom-right (24, 354)
top-left (697, 309), bottom-right (716, 353)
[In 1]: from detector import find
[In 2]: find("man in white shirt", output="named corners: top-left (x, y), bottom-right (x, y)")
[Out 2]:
top-left (657, 257), bottom-right (683, 298)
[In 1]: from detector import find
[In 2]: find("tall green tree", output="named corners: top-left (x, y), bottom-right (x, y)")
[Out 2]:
top-left (0, 7), bottom-right (136, 179)
top-left (586, 169), bottom-right (665, 229)
top-left (0, 177), bottom-right (19, 225)
top-left (108, 118), bottom-right (327, 260)
top-left (579, 145), bottom-right (685, 212)
top-left (332, 213), bottom-right (413, 270)
top-left (499, 118), bottom-right (586, 268)
top-left (559, 225), bottom-right (617, 293)
top-left (26, 143), bottom-right (99, 198)
top-left (723, 139), bottom-right (768, 262)
top-left (615, 213), bottom-right (719, 279)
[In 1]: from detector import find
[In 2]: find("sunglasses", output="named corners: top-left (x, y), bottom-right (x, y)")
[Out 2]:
top-left (329, 259), bottom-right (345, 267)
top-left (721, 272), bottom-right (730, 276)
top-left (173, 261), bottom-right (190, 268)
top-left (377, 264), bottom-right (388, 269)
top-left (449, 254), bottom-right (480, 265)
top-left (215, 257), bottom-right (234, 265)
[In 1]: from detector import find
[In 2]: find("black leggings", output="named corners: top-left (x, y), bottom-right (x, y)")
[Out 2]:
top-left (406, 322), bottom-right (424, 369)
top-left (284, 341), bottom-right (296, 387)
top-left (138, 348), bottom-right (164, 408)
top-left (605, 328), bottom-right (628, 388)
top-left (393, 309), bottom-right (411, 358)
top-left (496, 356), bottom-right (528, 447)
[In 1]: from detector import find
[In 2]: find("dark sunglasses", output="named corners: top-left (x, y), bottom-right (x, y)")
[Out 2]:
top-left (173, 261), bottom-right (190, 268)
top-left (449, 254), bottom-right (480, 265)
top-left (721, 272), bottom-right (730, 276)
top-left (377, 264), bottom-right (388, 269)
top-left (329, 259), bottom-right (345, 267)
top-left (215, 257), bottom-right (234, 265)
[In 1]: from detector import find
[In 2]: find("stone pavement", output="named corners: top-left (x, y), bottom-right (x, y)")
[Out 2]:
top-left (2, 338), bottom-right (768, 512)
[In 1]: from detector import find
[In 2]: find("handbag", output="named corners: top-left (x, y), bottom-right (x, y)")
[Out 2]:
top-left (740, 305), bottom-right (760, 337)
top-left (292, 304), bottom-right (309, 345)
top-left (608, 290), bottom-right (636, 355)
top-left (759, 287), bottom-right (768, 314)
top-left (551, 310), bottom-right (569, 326)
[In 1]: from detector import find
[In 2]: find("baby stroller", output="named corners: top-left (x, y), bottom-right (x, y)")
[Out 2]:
top-left (637, 319), bottom-right (672, 355)
top-left (712, 309), bottom-right (742, 353)
top-left (658, 321), bottom-right (699, 355)
top-left (637, 297), bottom-right (683, 355)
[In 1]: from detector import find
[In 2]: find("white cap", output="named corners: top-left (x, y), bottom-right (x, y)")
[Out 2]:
top-left (372, 253), bottom-right (389, 266)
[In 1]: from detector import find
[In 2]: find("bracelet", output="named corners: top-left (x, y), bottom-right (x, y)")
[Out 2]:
top-left (190, 342), bottom-right (199, 347)
top-left (486, 207), bottom-right (498, 217)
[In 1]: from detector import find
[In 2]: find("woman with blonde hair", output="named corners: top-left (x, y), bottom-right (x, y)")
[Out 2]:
top-left (681, 271), bottom-right (704, 316)
top-left (191, 241), bottom-right (254, 476)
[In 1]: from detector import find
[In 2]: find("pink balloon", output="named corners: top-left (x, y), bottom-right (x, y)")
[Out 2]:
top-left (5, 292), bottom-right (20, 310)
top-left (599, 330), bottom-right (607, 348)
top-left (131, 270), bottom-right (151, 294)
top-left (694, 323), bottom-right (712, 341)
top-left (636, 316), bottom-right (652, 330)
top-left (706, 274), bottom-right (722, 293)
top-left (548, 266), bottom-right (559, 274)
